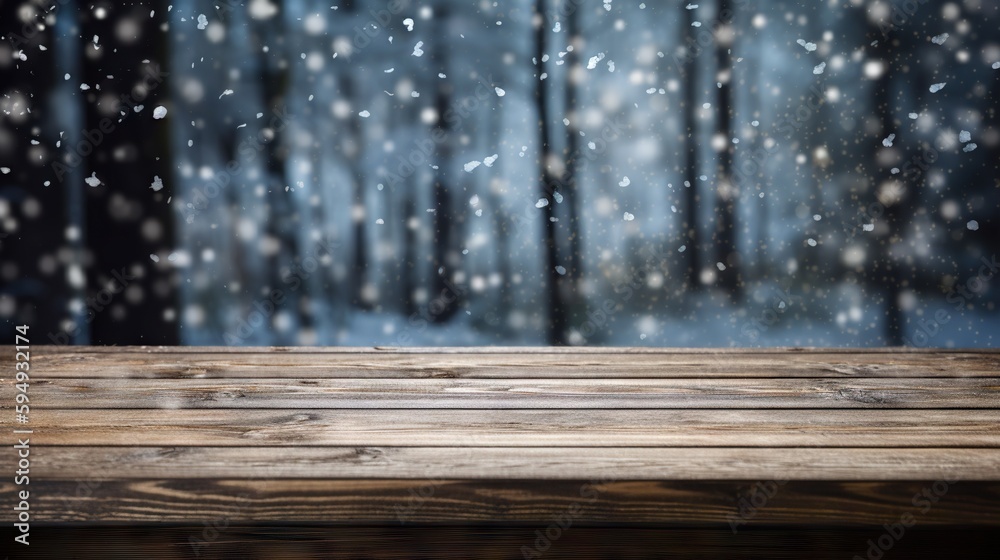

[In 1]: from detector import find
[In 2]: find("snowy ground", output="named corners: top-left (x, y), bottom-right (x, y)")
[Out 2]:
top-left (321, 283), bottom-right (999, 348)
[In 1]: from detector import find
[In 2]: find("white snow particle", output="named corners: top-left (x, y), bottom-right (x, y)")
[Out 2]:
top-left (929, 83), bottom-right (946, 93)
top-left (535, 198), bottom-right (549, 208)
top-left (483, 154), bottom-right (499, 167)
top-left (716, 262), bottom-right (727, 271)
top-left (150, 254), bottom-right (160, 263)
top-left (993, 62), bottom-right (1000, 70)
top-left (463, 161), bottom-right (482, 172)
top-left (555, 266), bottom-right (566, 275)
top-left (153, 106), bottom-right (168, 119)
top-left (807, 238), bottom-right (818, 247)
top-left (197, 14), bottom-right (208, 30)
top-left (796, 39), bottom-right (817, 52)
top-left (908, 112), bottom-right (918, 119)
top-left (862, 223), bottom-right (875, 232)
top-left (930, 33), bottom-right (949, 45)
top-left (494, 87), bottom-right (506, 97)
top-left (882, 134), bottom-right (895, 147)
top-left (0, 167), bottom-right (10, 174)
top-left (586, 52), bottom-right (605, 70)
top-left (813, 62), bottom-right (826, 75)
top-left (618, 176), bottom-right (630, 187)
top-left (959, 130), bottom-right (971, 143)
top-left (403, 18), bottom-right (414, 31)
top-left (150, 175), bottom-right (164, 191)
top-left (962, 143), bottom-right (977, 153)
top-left (85, 172), bottom-right (101, 187)
top-left (623, 212), bottom-right (635, 221)
top-left (358, 110), bottom-right (371, 118)
top-left (967, 220), bottom-right (979, 231)
top-left (219, 89), bottom-right (234, 99)
top-left (412, 41), bottom-right (424, 57)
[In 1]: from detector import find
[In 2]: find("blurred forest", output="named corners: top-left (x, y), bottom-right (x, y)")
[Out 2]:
top-left (0, 0), bottom-right (998, 347)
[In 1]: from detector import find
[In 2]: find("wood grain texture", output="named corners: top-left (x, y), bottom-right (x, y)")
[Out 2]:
top-left (1, 346), bottom-right (998, 530)
top-left (4, 526), bottom-right (996, 560)
top-left (28, 347), bottom-right (1000, 378)
top-left (26, 409), bottom-right (1000, 447)
top-left (24, 377), bottom-right (1000, 409)
top-left (10, 479), bottom-right (1000, 525)
top-left (16, 446), bottom-right (1000, 480)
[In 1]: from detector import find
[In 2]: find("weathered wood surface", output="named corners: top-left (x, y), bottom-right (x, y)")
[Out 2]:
top-left (26, 377), bottom-right (1000, 409)
top-left (2, 346), bottom-right (999, 528)
top-left (27, 409), bottom-right (1000, 446)
top-left (6, 479), bottom-right (999, 525)
top-left (30, 347), bottom-right (1000, 378)
top-left (22, 446), bottom-right (1000, 480)
top-left (6, 526), bottom-right (997, 560)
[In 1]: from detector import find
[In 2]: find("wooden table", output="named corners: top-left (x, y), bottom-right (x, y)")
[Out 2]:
top-left (3, 347), bottom-right (999, 558)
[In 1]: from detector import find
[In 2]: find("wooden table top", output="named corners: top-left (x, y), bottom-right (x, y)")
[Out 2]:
top-left (3, 346), bottom-right (999, 528)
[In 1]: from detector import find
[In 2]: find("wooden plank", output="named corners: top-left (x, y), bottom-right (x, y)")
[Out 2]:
top-left (12, 479), bottom-right (1000, 525)
top-left (5, 347), bottom-right (998, 534)
top-left (17, 447), bottom-right (1000, 480)
top-left (25, 348), bottom-right (1000, 378)
top-left (27, 345), bottom-right (1000, 353)
top-left (25, 409), bottom-right (1000, 447)
top-left (8, 525), bottom-right (998, 560)
top-left (24, 377), bottom-right (1000, 409)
